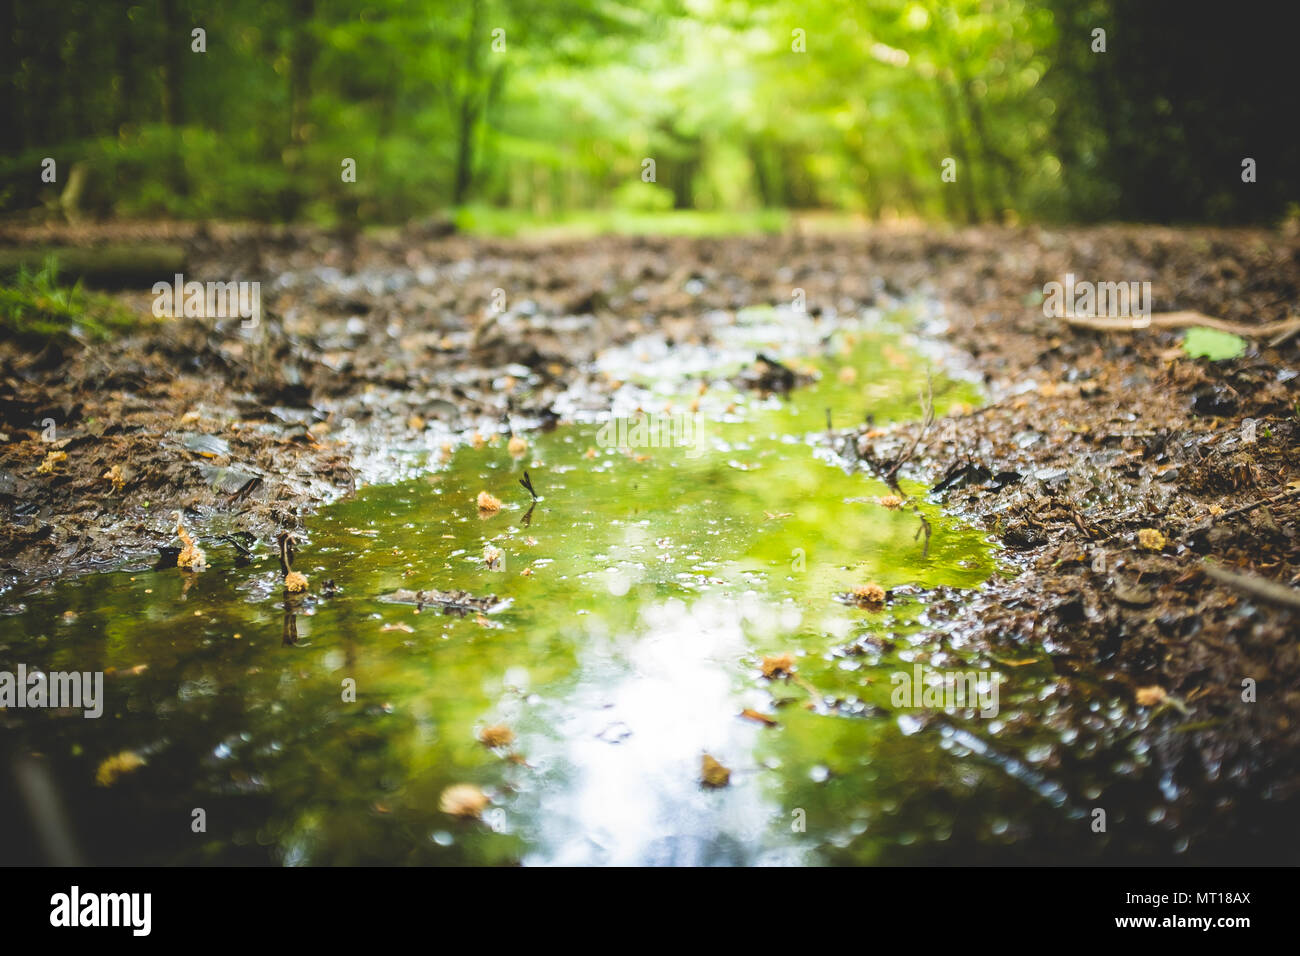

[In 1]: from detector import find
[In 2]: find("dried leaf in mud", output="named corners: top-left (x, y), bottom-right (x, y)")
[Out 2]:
top-left (1113, 582), bottom-right (1156, 607)
top-left (198, 463), bottom-right (260, 497)
top-left (476, 490), bottom-right (502, 514)
top-left (478, 724), bottom-right (515, 748)
top-left (173, 511), bottom-right (206, 570)
top-left (740, 708), bottom-right (778, 727)
top-left (701, 754), bottom-right (731, 788)
top-left (761, 653), bottom-right (796, 679)
top-left (1136, 686), bottom-right (1168, 707)
top-left (1137, 528), bottom-right (1168, 552)
top-left (103, 663), bottom-right (149, 677)
top-left (439, 783), bottom-right (490, 819)
top-left (95, 750), bottom-right (146, 787)
top-left (734, 353), bottom-right (815, 394)
top-left (989, 656), bottom-right (1039, 668)
top-left (847, 583), bottom-right (887, 609)
top-left (102, 464), bottom-right (125, 491)
top-left (180, 433), bottom-right (232, 458)
top-left (37, 450), bottom-right (67, 474)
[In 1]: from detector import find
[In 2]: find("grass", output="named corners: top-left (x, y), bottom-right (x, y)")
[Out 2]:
top-left (451, 205), bottom-right (791, 239)
top-left (0, 256), bottom-right (139, 345)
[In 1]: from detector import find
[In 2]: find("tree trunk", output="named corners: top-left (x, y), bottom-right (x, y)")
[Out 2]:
top-left (158, 0), bottom-right (184, 126)
top-left (936, 77), bottom-right (981, 223)
top-left (451, 0), bottom-right (484, 206)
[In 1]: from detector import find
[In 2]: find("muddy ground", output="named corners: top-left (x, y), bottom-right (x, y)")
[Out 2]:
top-left (2, 220), bottom-right (1298, 860)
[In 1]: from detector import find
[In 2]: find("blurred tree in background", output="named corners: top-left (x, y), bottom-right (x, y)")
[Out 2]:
top-left (0, 0), bottom-right (1294, 226)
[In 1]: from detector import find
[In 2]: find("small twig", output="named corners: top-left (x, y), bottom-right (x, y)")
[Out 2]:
top-left (884, 370), bottom-right (935, 483)
top-left (1202, 560), bottom-right (1300, 611)
top-left (1268, 317), bottom-right (1300, 348)
top-left (790, 673), bottom-right (824, 705)
top-left (518, 470), bottom-right (538, 500)
top-left (1185, 485), bottom-right (1300, 537)
top-left (1063, 309), bottom-right (1300, 339)
top-left (913, 511), bottom-right (932, 559)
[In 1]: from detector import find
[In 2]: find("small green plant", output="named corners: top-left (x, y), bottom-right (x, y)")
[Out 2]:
top-left (0, 256), bottom-right (137, 344)
top-left (1182, 326), bottom-right (1247, 361)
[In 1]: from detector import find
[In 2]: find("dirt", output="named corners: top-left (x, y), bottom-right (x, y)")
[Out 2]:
top-left (2, 220), bottom-right (1298, 856)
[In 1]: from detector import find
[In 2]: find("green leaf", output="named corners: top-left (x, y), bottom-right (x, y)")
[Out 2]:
top-left (1183, 326), bottom-right (1247, 361)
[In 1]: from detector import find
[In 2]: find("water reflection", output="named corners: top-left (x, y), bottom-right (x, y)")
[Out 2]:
top-left (524, 595), bottom-right (806, 866)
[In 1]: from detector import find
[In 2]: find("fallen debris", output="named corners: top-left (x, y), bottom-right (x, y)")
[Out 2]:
top-left (700, 754), bottom-right (731, 788)
top-left (1201, 560), bottom-right (1300, 611)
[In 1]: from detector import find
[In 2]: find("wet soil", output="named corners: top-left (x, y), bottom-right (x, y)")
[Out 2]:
top-left (2, 220), bottom-right (1298, 860)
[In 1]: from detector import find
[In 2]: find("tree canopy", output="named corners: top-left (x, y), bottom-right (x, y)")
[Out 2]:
top-left (2, 0), bottom-right (1294, 225)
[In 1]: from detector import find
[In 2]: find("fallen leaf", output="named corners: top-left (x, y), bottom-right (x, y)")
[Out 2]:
top-left (701, 754), bottom-right (731, 788)
top-left (478, 724), bottom-right (515, 748)
top-left (103, 464), bottom-right (126, 492)
top-left (1137, 528), bottom-right (1168, 552)
top-left (96, 750), bottom-right (146, 787)
top-left (761, 652), bottom-right (796, 679)
top-left (851, 583), bottom-right (886, 608)
top-left (1136, 686), bottom-right (1167, 707)
top-left (37, 450), bottom-right (67, 474)
top-left (740, 708), bottom-right (778, 727)
top-left (990, 656), bottom-right (1039, 667)
top-left (439, 783), bottom-right (490, 819)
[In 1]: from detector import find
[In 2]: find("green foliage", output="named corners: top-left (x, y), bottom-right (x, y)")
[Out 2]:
top-left (0, 0), bottom-right (1293, 225)
top-left (453, 204), bottom-right (786, 238)
top-left (0, 257), bottom-right (139, 344)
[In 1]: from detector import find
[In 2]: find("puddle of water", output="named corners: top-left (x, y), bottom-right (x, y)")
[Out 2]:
top-left (0, 323), bottom-right (1173, 864)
